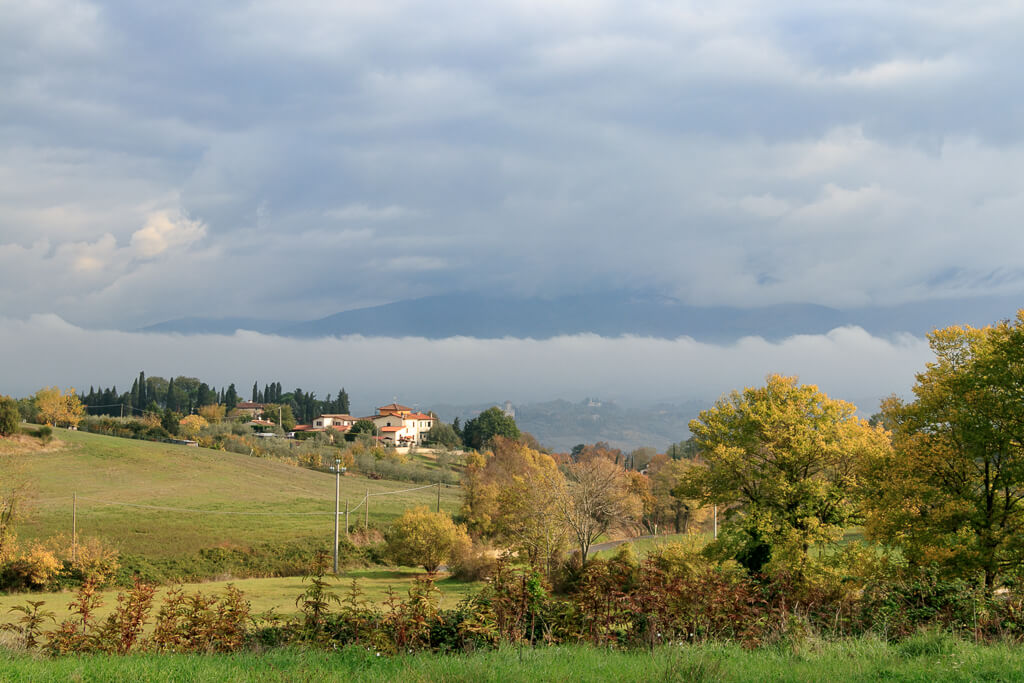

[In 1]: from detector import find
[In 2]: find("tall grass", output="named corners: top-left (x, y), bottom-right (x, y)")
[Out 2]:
top-left (2, 638), bottom-right (1021, 682)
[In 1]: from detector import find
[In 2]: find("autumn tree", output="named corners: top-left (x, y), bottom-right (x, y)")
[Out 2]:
top-left (34, 387), bottom-right (84, 428)
top-left (863, 314), bottom-right (1024, 590)
top-left (550, 456), bottom-right (641, 564)
top-left (680, 374), bottom-right (890, 573)
top-left (385, 507), bottom-right (470, 573)
top-left (178, 414), bottom-right (208, 439)
top-left (197, 403), bottom-right (226, 422)
top-left (647, 456), bottom-right (704, 533)
top-left (462, 437), bottom-right (567, 572)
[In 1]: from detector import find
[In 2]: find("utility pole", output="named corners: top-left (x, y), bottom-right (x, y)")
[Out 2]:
top-left (333, 459), bottom-right (340, 573)
top-left (364, 489), bottom-right (369, 529)
top-left (436, 481), bottom-right (441, 513)
top-left (72, 492), bottom-right (77, 564)
top-left (345, 499), bottom-right (349, 538)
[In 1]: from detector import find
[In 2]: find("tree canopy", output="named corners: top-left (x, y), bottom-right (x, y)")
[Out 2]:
top-left (461, 407), bottom-right (520, 450)
top-left (384, 507), bottom-right (470, 573)
top-left (680, 374), bottom-right (890, 573)
top-left (863, 314), bottom-right (1024, 590)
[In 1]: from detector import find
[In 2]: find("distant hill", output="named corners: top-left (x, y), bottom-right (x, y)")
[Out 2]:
top-left (138, 317), bottom-right (295, 335)
top-left (138, 292), bottom-right (1024, 341)
top-left (432, 398), bottom-right (710, 453)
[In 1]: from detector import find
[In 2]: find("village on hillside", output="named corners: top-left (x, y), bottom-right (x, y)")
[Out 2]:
top-left (239, 401), bottom-right (436, 447)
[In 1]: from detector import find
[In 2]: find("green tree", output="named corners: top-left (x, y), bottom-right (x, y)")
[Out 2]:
top-left (680, 374), bottom-right (890, 574)
top-left (864, 314), bottom-right (1024, 590)
top-left (161, 409), bottom-right (180, 436)
top-left (224, 384), bottom-right (239, 412)
top-left (462, 407), bottom-right (520, 450)
top-left (348, 419), bottom-right (376, 438)
top-left (385, 507), bottom-right (470, 573)
top-left (0, 396), bottom-right (20, 437)
top-left (425, 422), bottom-right (461, 448)
top-left (256, 403), bottom-right (295, 430)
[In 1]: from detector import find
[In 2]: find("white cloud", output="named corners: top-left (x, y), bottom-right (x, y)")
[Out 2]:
top-left (130, 211), bottom-right (206, 259)
top-left (0, 316), bottom-right (930, 417)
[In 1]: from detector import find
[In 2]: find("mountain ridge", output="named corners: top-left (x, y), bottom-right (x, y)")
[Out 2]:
top-left (138, 292), bottom-right (1024, 341)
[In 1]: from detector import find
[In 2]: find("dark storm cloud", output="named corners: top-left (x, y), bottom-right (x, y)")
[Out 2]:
top-left (2, 1), bottom-right (1024, 328)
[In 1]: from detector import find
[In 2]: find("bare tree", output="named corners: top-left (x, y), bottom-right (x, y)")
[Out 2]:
top-left (550, 457), bottom-right (642, 564)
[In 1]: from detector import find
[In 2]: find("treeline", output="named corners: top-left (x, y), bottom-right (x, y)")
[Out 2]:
top-left (80, 371), bottom-right (351, 424)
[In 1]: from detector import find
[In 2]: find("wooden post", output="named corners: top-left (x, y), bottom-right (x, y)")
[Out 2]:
top-left (364, 489), bottom-right (369, 529)
top-left (436, 481), bottom-right (441, 512)
top-left (72, 492), bottom-right (77, 564)
top-left (345, 499), bottom-right (349, 538)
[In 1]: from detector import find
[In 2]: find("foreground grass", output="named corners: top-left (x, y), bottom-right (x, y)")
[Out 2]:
top-left (2, 637), bottom-right (1022, 682)
top-left (0, 569), bottom-right (481, 623)
top-left (6, 429), bottom-right (460, 560)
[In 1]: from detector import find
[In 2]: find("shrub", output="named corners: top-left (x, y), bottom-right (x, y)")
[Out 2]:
top-left (0, 396), bottom-right (20, 437)
top-left (450, 539), bottom-right (499, 581)
top-left (2, 544), bottom-right (62, 591)
top-left (385, 507), bottom-right (471, 573)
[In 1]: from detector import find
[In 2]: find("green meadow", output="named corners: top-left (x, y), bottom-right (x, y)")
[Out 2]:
top-left (6, 429), bottom-right (460, 557)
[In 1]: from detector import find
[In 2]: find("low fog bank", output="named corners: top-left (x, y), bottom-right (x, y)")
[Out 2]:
top-left (0, 314), bottom-right (931, 416)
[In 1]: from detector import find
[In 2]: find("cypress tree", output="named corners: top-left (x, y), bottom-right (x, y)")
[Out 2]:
top-left (252, 382), bottom-right (259, 403)
top-left (339, 388), bottom-right (350, 414)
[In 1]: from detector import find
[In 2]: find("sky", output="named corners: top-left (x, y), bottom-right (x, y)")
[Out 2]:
top-left (2, 1), bottom-right (1022, 408)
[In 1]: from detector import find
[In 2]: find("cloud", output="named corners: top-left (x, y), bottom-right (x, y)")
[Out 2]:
top-left (0, 316), bottom-right (930, 418)
top-left (4, 0), bottom-right (1024, 329)
top-left (130, 211), bottom-right (207, 259)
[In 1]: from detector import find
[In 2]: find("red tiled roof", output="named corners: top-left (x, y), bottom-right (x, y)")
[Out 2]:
top-left (291, 425), bottom-right (314, 431)
top-left (377, 403), bottom-right (411, 412)
top-left (329, 425), bottom-right (351, 432)
top-left (407, 412), bottom-right (434, 420)
top-left (237, 402), bottom-right (264, 409)
top-left (319, 414), bottom-right (354, 419)
top-left (380, 426), bottom-right (403, 432)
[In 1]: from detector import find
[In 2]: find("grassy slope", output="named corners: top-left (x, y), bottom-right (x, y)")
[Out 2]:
top-left (3, 639), bottom-right (1022, 682)
top-left (4, 429), bottom-right (461, 559)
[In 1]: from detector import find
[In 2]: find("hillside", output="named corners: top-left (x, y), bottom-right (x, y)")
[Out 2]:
top-left (4, 430), bottom-right (460, 564)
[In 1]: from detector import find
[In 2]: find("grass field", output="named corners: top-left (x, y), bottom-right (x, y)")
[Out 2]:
top-left (0, 568), bottom-right (481, 621)
top-left (2, 637), bottom-right (1021, 681)
top-left (2, 429), bottom-right (461, 561)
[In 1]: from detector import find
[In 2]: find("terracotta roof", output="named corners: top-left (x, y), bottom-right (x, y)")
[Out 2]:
top-left (319, 414), bottom-right (355, 419)
top-left (249, 419), bottom-right (275, 426)
top-left (291, 425), bottom-right (314, 431)
top-left (329, 425), bottom-right (351, 432)
top-left (377, 403), bottom-right (411, 412)
top-left (380, 426), bottom-right (403, 432)
top-left (237, 402), bottom-right (264, 409)
top-left (407, 412), bottom-right (434, 420)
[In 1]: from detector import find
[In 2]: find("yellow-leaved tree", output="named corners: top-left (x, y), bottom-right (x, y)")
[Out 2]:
top-left (34, 387), bottom-right (84, 428)
top-left (385, 507), bottom-right (470, 574)
top-left (678, 374), bottom-right (891, 575)
top-left (178, 414), bottom-right (209, 439)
